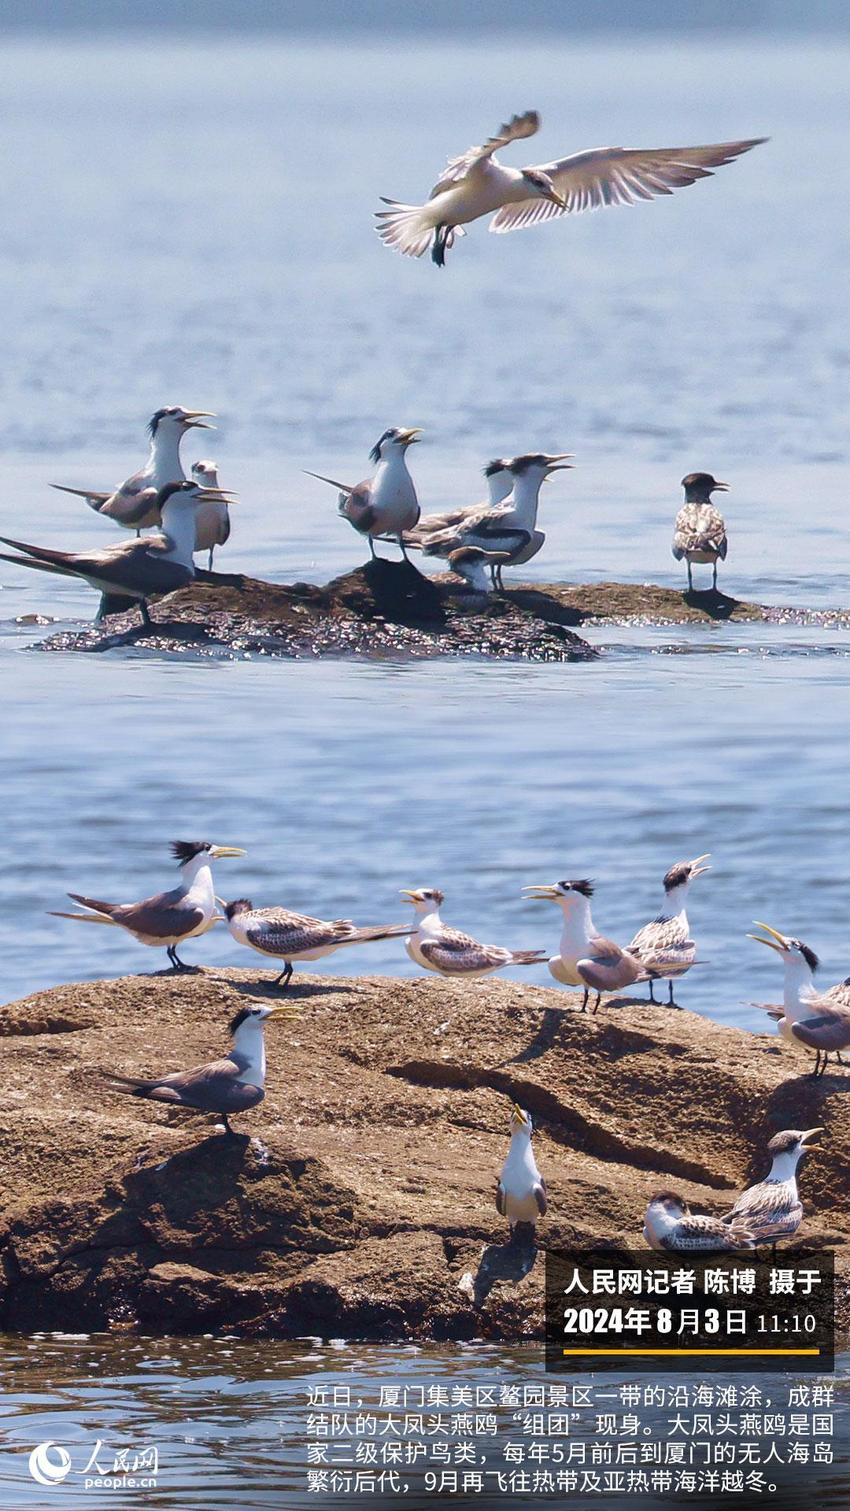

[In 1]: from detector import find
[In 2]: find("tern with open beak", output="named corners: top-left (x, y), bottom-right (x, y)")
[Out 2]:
top-left (376, 110), bottom-right (766, 267)
top-left (51, 406), bottom-right (215, 534)
top-left (101, 1001), bottom-right (296, 1137)
top-left (749, 922), bottom-right (850, 1076)
top-left (402, 888), bottom-right (547, 980)
top-left (523, 878), bottom-right (661, 1011)
top-left (672, 474), bottom-right (730, 592)
top-left (643, 1192), bottom-right (755, 1254)
top-left (628, 854), bottom-right (710, 1006)
top-left (50, 840), bottom-right (246, 973)
top-left (190, 460), bottom-right (231, 569)
top-left (0, 480), bottom-right (236, 625)
top-left (496, 1104), bottom-right (547, 1232)
top-left (305, 426), bottom-right (422, 560)
top-left (412, 454), bottom-right (573, 588)
top-left (222, 898), bottom-right (410, 990)
top-left (724, 1128), bottom-right (823, 1248)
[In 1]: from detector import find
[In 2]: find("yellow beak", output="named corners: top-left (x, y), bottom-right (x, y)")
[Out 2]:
top-left (210, 845), bottom-right (246, 859)
top-left (522, 884), bottom-right (560, 900)
top-left (747, 921), bottom-right (789, 953)
top-left (183, 410), bottom-right (217, 429)
top-left (800, 1127), bottom-right (824, 1146)
top-left (265, 1003), bottom-right (300, 1020)
top-left (397, 428), bottom-right (423, 446)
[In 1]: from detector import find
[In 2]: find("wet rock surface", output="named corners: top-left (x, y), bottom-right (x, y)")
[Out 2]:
top-left (1, 968), bottom-right (848, 1340)
top-left (24, 560), bottom-right (792, 661)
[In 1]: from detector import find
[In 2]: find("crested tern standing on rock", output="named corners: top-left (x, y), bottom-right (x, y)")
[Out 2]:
top-left (523, 878), bottom-right (660, 1011)
top-left (50, 840), bottom-right (246, 972)
top-left (404, 458), bottom-right (515, 550)
top-left (305, 427), bottom-right (422, 560)
top-left (51, 406), bottom-right (215, 533)
top-left (643, 1191), bottom-right (755, 1253)
top-left (222, 898), bottom-right (409, 990)
top-left (496, 1104), bottom-right (547, 1231)
top-left (402, 888), bottom-right (547, 980)
top-left (376, 110), bottom-right (766, 266)
top-left (628, 854), bottom-right (710, 1005)
top-left (749, 923), bottom-right (850, 1076)
top-left (101, 1002), bottom-right (296, 1137)
top-left (190, 460), bottom-right (231, 569)
top-left (725, 1128), bottom-right (823, 1248)
top-left (0, 480), bottom-right (235, 625)
top-left (672, 473), bottom-right (729, 591)
top-left (413, 454), bottom-right (573, 587)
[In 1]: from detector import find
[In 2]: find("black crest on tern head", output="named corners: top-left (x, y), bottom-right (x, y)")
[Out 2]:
top-left (224, 899), bottom-right (253, 920)
top-left (369, 427), bottom-right (398, 464)
top-left (560, 879), bottom-right (594, 897)
top-left (664, 862), bottom-right (692, 892)
top-left (799, 942), bottom-right (820, 972)
top-left (147, 405), bottom-right (184, 437)
top-left (767, 1130), bottom-right (804, 1155)
top-left (649, 1189), bottom-right (686, 1207)
top-left (170, 840), bottom-right (212, 865)
top-left (228, 1005), bottom-right (261, 1035)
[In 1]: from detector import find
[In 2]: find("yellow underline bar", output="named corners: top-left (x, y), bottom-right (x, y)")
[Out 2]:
top-left (562, 1348), bottom-right (821, 1356)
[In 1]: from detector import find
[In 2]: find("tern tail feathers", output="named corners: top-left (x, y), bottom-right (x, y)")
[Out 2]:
top-left (302, 470), bottom-right (354, 495)
top-left (0, 552), bottom-right (77, 579)
top-left (347, 923), bottom-right (411, 944)
top-left (66, 892), bottom-right (120, 918)
top-left (511, 949), bottom-right (549, 966)
top-left (375, 200), bottom-right (443, 260)
top-left (50, 483), bottom-right (111, 505)
top-left (48, 910), bottom-right (120, 925)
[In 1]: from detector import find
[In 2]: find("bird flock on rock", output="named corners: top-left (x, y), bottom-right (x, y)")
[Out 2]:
top-left (45, 838), bottom-right (839, 1254)
top-left (0, 409), bottom-right (735, 624)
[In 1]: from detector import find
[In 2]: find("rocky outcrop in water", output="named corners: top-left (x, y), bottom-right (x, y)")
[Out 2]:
top-left (27, 560), bottom-right (774, 661)
top-left (0, 969), bottom-right (847, 1340)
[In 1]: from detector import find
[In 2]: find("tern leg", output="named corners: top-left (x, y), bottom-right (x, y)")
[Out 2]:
top-left (167, 945), bottom-right (200, 974)
top-left (273, 963), bottom-right (294, 991)
top-left (208, 548), bottom-right (215, 571)
top-left (712, 561), bottom-right (718, 591)
top-left (221, 1114), bottom-right (236, 1137)
top-left (581, 987), bottom-right (589, 1012)
top-left (368, 537), bottom-right (378, 561)
top-left (666, 980), bottom-right (681, 1008)
top-left (139, 599), bottom-right (153, 628)
top-left (648, 980), bottom-right (657, 1003)
top-left (397, 534), bottom-right (412, 562)
top-left (591, 992), bottom-right (602, 1014)
top-left (431, 225), bottom-right (449, 268)
top-left (686, 562), bottom-right (693, 592)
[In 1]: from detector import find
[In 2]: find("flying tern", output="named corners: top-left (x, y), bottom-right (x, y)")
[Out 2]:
top-left (376, 110), bottom-right (766, 266)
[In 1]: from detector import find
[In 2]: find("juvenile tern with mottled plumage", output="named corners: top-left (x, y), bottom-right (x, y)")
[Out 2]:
top-left (402, 888), bottom-right (546, 980)
top-left (643, 1192), bottom-right (755, 1254)
top-left (628, 854), bottom-right (710, 1005)
top-left (725, 1128), bottom-right (823, 1247)
top-left (222, 898), bottom-right (409, 990)
top-left (672, 473), bottom-right (729, 591)
top-left (376, 110), bottom-right (766, 266)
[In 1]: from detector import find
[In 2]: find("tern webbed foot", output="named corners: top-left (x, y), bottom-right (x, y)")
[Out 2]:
top-left (273, 964), bottom-right (294, 990)
top-left (431, 225), bottom-right (449, 267)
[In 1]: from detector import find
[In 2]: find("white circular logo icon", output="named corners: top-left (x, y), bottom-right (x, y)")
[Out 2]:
top-left (28, 1442), bottom-right (72, 1487)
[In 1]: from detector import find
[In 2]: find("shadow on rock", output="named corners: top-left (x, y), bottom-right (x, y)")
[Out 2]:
top-left (458, 1225), bottom-right (539, 1307)
top-left (681, 588), bottom-right (745, 621)
top-left (330, 558), bottom-right (446, 626)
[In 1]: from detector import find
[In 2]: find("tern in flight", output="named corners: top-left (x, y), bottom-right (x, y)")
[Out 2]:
top-left (376, 111), bottom-right (766, 266)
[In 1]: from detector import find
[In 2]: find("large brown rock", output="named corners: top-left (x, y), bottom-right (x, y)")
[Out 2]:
top-left (0, 968), bottom-right (847, 1339)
